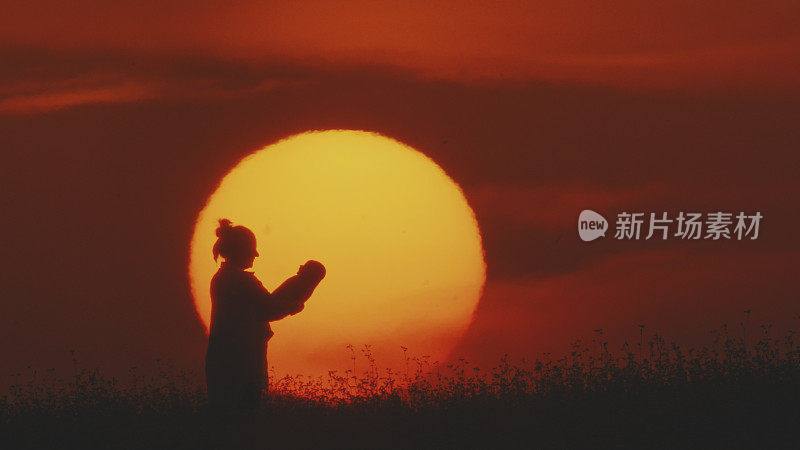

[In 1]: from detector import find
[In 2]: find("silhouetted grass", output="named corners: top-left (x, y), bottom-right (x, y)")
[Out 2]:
top-left (2, 322), bottom-right (800, 449)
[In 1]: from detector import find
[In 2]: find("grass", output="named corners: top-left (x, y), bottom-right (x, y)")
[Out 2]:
top-left (2, 322), bottom-right (800, 449)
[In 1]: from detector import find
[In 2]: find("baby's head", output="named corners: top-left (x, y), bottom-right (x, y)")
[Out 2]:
top-left (298, 260), bottom-right (326, 282)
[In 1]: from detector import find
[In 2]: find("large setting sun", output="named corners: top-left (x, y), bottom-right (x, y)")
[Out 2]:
top-left (189, 130), bottom-right (486, 376)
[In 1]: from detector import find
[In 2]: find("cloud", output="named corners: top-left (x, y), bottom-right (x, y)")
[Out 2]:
top-left (0, 51), bottom-right (317, 114)
top-left (1, 1), bottom-right (799, 90)
top-left (0, 82), bottom-right (156, 114)
top-left (468, 183), bottom-right (670, 228)
top-left (466, 180), bottom-right (799, 281)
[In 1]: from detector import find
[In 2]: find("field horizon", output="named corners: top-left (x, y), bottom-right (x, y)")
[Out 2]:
top-left (3, 321), bottom-right (799, 448)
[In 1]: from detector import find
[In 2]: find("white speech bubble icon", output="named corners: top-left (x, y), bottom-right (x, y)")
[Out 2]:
top-left (578, 210), bottom-right (608, 241)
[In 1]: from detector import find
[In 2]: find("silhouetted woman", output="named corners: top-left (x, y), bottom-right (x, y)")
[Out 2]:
top-left (205, 219), bottom-right (324, 410)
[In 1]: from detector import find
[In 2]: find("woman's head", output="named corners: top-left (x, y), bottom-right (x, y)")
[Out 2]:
top-left (212, 219), bottom-right (259, 269)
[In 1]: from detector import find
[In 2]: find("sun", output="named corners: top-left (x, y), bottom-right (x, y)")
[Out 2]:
top-left (189, 130), bottom-right (485, 377)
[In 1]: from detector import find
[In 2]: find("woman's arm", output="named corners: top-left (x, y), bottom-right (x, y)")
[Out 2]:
top-left (246, 273), bottom-right (302, 322)
top-left (271, 275), bottom-right (319, 310)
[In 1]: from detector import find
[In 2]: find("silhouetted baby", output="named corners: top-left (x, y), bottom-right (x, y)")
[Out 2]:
top-left (271, 260), bottom-right (326, 316)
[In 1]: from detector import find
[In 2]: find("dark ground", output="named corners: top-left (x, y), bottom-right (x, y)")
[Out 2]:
top-left (2, 329), bottom-right (799, 449)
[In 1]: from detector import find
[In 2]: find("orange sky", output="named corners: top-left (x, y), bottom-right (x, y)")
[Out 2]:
top-left (2, 0), bottom-right (799, 90)
top-left (0, 1), bottom-right (798, 381)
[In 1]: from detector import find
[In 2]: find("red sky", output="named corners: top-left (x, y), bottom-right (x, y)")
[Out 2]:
top-left (0, 1), bottom-right (798, 380)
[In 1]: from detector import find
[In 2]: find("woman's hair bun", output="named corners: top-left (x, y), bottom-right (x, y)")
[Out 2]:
top-left (212, 218), bottom-right (257, 262)
top-left (216, 219), bottom-right (233, 238)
